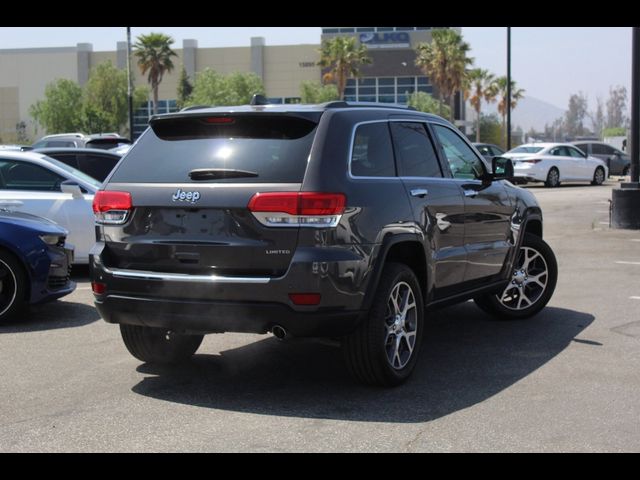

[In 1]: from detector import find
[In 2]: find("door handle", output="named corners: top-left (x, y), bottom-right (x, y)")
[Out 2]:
top-left (410, 188), bottom-right (428, 198)
top-left (463, 189), bottom-right (478, 198)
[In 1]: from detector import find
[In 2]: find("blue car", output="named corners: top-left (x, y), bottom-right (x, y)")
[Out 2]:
top-left (0, 206), bottom-right (75, 323)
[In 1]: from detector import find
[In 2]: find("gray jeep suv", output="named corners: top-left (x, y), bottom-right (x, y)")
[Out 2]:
top-left (90, 101), bottom-right (557, 386)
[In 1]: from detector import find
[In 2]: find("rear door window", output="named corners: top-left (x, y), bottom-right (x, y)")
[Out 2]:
top-left (350, 122), bottom-right (396, 177)
top-left (0, 160), bottom-right (65, 191)
top-left (79, 153), bottom-right (120, 181)
top-left (110, 114), bottom-right (319, 184)
top-left (390, 122), bottom-right (442, 178)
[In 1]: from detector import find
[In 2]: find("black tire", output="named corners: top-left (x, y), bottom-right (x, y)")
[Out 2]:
top-left (0, 250), bottom-right (28, 324)
top-left (342, 262), bottom-right (424, 387)
top-left (545, 167), bottom-right (560, 188)
top-left (591, 166), bottom-right (605, 186)
top-left (622, 165), bottom-right (630, 176)
top-left (474, 233), bottom-right (557, 320)
top-left (119, 324), bottom-right (204, 364)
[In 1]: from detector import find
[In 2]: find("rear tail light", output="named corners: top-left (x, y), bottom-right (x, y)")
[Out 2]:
top-left (248, 192), bottom-right (346, 228)
top-left (93, 191), bottom-right (132, 225)
top-left (91, 282), bottom-right (106, 294)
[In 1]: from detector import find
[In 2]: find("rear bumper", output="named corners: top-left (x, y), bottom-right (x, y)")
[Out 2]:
top-left (95, 295), bottom-right (362, 337)
top-left (90, 241), bottom-right (368, 337)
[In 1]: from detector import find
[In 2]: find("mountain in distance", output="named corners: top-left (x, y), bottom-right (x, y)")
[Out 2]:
top-left (466, 96), bottom-right (566, 133)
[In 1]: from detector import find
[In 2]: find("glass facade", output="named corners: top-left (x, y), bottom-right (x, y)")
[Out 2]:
top-left (322, 27), bottom-right (433, 33)
top-left (343, 76), bottom-right (432, 104)
top-left (133, 99), bottom-right (179, 139)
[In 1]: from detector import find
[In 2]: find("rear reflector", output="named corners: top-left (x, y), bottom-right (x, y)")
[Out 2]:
top-left (248, 192), bottom-right (346, 228)
top-left (93, 191), bottom-right (132, 224)
top-left (289, 293), bottom-right (321, 305)
top-left (91, 282), bottom-right (106, 294)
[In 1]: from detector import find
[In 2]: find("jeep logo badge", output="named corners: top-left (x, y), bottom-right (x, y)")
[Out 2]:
top-left (172, 188), bottom-right (201, 204)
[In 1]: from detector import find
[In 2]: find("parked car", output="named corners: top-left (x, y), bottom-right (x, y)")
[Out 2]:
top-left (31, 133), bottom-right (131, 151)
top-left (34, 147), bottom-right (122, 182)
top-left (572, 141), bottom-right (630, 176)
top-left (502, 143), bottom-right (608, 187)
top-left (0, 151), bottom-right (101, 264)
top-left (472, 142), bottom-right (505, 161)
top-left (90, 100), bottom-right (558, 387)
top-left (0, 206), bottom-right (75, 323)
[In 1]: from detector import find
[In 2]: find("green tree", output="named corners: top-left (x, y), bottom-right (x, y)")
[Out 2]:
top-left (564, 92), bottom-right (589, 139)
top-left (407, 91), bottom-right (450, 117)
top-left (474, 113), bottom-right (502, 146)
top-left (606, 85), bottom-right (628, 128)
top-left (29, 79), bottom-right (84, 133)
top-left (466, 68), bottom-right (496, 142)
top-left (317, 36), bottom-right (371, 100)
top-left (415, 29), bottom-right (473, 121)
top-left (133, 32), bottom-right (177, 115)
top-left (187, 69), bottom-right (265, 107)
top-left (176, 66), bottom-right (193, 109)
top-left (493, 76), bottom-right (525, 148)
top-left (300, 81), bottom-right (340, 103)
top-left (82, 61), bottom-right (147, 134)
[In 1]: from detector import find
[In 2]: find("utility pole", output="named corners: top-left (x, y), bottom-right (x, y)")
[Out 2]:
top-left (611, 26), bottom-right (640, 229)
top-left (126, 27), bottom-right (134, 141)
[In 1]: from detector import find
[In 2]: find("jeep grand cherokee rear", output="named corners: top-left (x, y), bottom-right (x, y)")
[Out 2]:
top-left (90, 102), bottom-right (558, 387)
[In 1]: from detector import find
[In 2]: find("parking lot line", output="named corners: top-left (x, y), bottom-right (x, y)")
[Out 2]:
top-left (630, 296), bottom-right (640, 300)
top-left (616, 261), bottom-right (640, 266)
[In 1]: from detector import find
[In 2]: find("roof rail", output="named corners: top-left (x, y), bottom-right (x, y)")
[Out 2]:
top-left (323, 101), bottom-right (416, 111)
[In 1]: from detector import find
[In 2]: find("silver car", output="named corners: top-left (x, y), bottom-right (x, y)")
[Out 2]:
top-left (572, 141), bottom-right (630, 176)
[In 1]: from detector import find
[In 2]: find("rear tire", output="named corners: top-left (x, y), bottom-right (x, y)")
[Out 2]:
top-left (120, 324), bottom-right (204, 364)
top-left (474, 233), bottom-right (557, 320)
top-left (342, 262), bottom-right (424, 387)
top-left (545, 167), bottom-right (560, 188)
top-left (0, 250), bottom-right (28, 324)
top-left (591, 166), bottom-right (605, 186)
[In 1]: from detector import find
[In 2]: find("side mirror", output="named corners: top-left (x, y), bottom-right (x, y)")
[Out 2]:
top-left (60, 180), bottom-right (84, 199)
top-left (491, 156), bottom-right (514, 181)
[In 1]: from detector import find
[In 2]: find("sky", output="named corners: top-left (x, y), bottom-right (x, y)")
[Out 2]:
top-left (0, 26), bottom-right (632, 111)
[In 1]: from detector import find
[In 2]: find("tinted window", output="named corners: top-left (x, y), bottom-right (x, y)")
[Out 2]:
top-left (110, 115), bottom-right (318, 183)
top-left (490, 146), bottom-right (505, 156)
top-left (390, 122), bottom-right (441, 178)
top-left (79, 154), bottom-right (120, 182)
top-left (567, 147), bottom-right (585, 158)
top-left (0, 160), bottom-right (65, 191)
top-left (47, 153), bottom-right (79, 169)
top-left (47, 140), bottom-right (77, 148)
top-left (350, 122), bottom-right (396, 177)
top-left (432, 124), bottom-right (485, 180)
top-left (574, 143), bottom-right (589, 155)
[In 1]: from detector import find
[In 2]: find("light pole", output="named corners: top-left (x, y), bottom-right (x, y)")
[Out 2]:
top-left (126, 27), bottom-right (134, 140)
top-left (506, 27), bottom-right (511, 151)
top-left (611, 26), bottom-right (640, 229)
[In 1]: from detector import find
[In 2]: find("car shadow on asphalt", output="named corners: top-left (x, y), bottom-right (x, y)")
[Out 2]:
top-left (130, 303), bottom-right (594, 423)
top-left (0, 300), bottom-right (101, 333)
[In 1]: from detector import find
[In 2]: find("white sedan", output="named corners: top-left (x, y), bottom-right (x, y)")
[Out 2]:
top-left (502, 143), bottom-right (608, 188)
top-left (0, 151), bottom-right (102, 264)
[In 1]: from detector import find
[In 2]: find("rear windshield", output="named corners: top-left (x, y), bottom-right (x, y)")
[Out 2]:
top-left (109, 114), bottom-right (318, 183)
top-left (509, 146), bottom-right (544, 154)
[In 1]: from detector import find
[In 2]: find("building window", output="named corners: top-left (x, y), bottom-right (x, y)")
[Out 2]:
top-left (344, 76), bottom-right (433, 105)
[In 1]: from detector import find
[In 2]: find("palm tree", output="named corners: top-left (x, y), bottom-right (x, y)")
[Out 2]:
top-left (133, 32), bottom-right (177, 115)
top-left (493, 76), bottom-right (525, 148)
top-left (317, 36), bottom-right (371, 100)
top-left (466, 68), bottom-right (496, 142)
top-left (415, 29), bottom-right (473, 121)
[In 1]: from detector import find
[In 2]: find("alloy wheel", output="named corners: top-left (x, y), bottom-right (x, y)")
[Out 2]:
top-left (384, 281), bottom-right (418, 370)
top-left (498, 246), bottom-right (549, 311)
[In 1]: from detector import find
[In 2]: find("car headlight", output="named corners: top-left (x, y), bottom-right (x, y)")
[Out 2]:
top-left (39, 234), bottom-right (65, 246)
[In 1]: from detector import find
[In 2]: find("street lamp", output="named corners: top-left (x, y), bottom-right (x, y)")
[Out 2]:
top-left (507, 27), bottom-right (511, 151)
top-left (126, 27), bottom-right (134, 140)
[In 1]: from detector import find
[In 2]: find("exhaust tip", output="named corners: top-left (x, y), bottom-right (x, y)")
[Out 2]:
top-left (272, 325), bottom-right (287, 340)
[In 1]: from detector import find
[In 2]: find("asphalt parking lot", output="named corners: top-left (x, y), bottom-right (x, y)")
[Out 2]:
top-left (1, 180), bottom-right (639, 452)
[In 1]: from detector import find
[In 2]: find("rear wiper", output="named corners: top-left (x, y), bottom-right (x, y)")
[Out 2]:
top-left (188, 168), bottom-right (259, 180)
